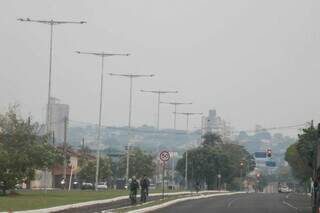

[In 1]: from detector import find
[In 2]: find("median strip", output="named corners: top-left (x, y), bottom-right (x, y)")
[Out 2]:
top-left (4, 191), bottom-right (218, 213)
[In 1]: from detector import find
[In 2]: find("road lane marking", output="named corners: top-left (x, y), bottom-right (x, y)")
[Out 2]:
top-left (282, 200), bottom-right (298, 211)
top-left (227, 197), bottom-right (242, 208)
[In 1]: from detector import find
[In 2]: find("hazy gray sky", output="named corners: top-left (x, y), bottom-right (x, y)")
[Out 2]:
top-left (1, 0), bottom-right (319, 133)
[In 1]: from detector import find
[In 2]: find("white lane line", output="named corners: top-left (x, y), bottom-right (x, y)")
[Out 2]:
top-left (227, 197), bottom-right (242, 208)
top-left (282, 200), bottom-right (298, 211)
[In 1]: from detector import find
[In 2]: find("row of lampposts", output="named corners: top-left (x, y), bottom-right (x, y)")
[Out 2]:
top-left (17, 17), bottom-right (203, 189)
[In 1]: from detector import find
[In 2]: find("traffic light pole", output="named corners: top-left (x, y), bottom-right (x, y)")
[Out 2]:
top-left (312, 123), bottom-right (320, 213)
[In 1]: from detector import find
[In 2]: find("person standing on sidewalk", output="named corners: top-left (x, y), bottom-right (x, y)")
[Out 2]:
top-left (140, 175), bottom-right (150, 203)
top-left (129, 176), bottom-right (139, 205)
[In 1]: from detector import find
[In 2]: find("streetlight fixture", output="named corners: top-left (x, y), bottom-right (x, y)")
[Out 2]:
top-left (18, 18), bottom-right (86, 135)
top-left (18, 18), bottom-right (86, 192)
top-left (174, 112), bottom-right (203, 131)
top-left (109, 73), bottom-right (154, 181)
top-left (140, 90), bottom-right (178, 130)
top-left (160, 101), bottom-right (192, 129)
top-left (76, 51), bottom-right (130, 189)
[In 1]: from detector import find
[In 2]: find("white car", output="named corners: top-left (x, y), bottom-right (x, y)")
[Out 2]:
top-left (279, 186), bottom-right (292, 193)
top-left (97, 182), bottom-right (108, 190)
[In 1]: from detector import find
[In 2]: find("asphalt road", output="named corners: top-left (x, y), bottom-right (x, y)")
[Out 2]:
top-left (151, 193), bottom-right (311, 213)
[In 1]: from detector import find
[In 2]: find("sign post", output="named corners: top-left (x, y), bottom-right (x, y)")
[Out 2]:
top-left (160, 151), bottom-right (170, 200)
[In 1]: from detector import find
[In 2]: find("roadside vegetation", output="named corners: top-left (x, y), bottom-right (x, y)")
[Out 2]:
top-left (176, 133), bottom-right (255, 190)
top-left (285, 122), bottom-right (319, 188)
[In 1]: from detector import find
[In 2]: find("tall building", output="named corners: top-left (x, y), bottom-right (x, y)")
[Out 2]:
top-left (202, 109), bottom-right (232, 140)
top-left (47, 97), bottom-right (69, 144)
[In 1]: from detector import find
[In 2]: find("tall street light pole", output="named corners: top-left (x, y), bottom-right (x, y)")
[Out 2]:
top-left (160, 101), bottom-right (192, 187)
top-left (140, 90), bottom-right (178, 184)
top-left (109, 73), bottom-right (154, 181)
top-left (140, 90), bottom-right (178, 130)
top-left (76, 51), bottom-right (130, 189)
top-left (18, 18), bottom-right (86, 136)
top-left (175, 112), bottom-right (202, 190)
top-left (160, 102), bottom-right (192, 129)
top-left (18, 18), bottom-right (86, 192)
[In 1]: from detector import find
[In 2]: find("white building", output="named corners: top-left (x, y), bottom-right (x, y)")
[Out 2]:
top-left (202, 109), bottom-right (232, 140)
top-left (47, 97), bottom-right (69, 144)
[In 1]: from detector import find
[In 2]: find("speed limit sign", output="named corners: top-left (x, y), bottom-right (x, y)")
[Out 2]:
top-left (160, 151), bottom-right (170, 162)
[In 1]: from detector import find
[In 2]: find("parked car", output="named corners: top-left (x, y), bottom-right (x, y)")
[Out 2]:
top-left (97, 182), bottom-right (108, 190)
top-left (81, 182), bottom-right (94, 190)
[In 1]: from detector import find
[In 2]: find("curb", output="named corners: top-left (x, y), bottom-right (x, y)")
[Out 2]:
top-left (126, 192), bottom-right (245, 213)
top-left (5, 191), bottom-right (218, 213)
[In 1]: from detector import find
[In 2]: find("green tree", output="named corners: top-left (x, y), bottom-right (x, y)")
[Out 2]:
top-left (78, 145), bottom-right (93, 168)
top-left (78, 157), bottom-right (112, 183)
top-left (0, 106), bottom-right (63, 195)
top-left (118, 148), bottom-right (156, 179)
top-left (285, 124), bottom-right (318, 181)
top-left (176, 133), bottom-right (254, 190)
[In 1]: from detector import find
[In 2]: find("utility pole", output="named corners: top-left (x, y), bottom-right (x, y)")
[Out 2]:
top-left (171, 152), bottom-right (175, 187)
top-left (140, 90), bottom-right (178, 130)
top-left (160, 101), bottom-right (192, 129)
top-left (109, 73), bottom-right (154, 181)
top-left (76, 51), bottom-right (130, 189)
top-left (312, 122), bottom-right (320, 213)
top-left (63, 116), bottom-right (68, 190)
top-left (140, 90), bottom-right (178, 183)
top-left (240, 161), bottom-right (244, 191)
top-left (185, 151), bottom-right (188, 190)
top-left (175, 112), bottom-right (202, 190)
top-left (18, 18), bottom-right (86, 192)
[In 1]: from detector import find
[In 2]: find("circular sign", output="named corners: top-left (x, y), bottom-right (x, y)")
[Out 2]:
top-left (160, 151), bottom-right (170, 162)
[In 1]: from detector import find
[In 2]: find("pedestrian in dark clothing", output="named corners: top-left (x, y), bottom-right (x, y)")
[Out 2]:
top-left (140, 175), bottom-right (150, 202)
top-left (129, 176), bottom-right (139, 205)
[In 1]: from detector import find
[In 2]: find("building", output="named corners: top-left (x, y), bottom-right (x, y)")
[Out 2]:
top-left (47, 97), bottom-right (69, 144)
top-left (202, 109), bottom-right (232, 140)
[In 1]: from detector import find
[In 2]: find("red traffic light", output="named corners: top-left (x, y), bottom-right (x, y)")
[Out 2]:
top-left (266, 148), bottom-right (272, 158)
top-left (256, 173), bottom-right (261, 178)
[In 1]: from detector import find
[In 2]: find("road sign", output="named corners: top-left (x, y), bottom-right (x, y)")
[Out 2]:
top-left (160, 151), bottom-right (170, 162)
top-left (266, 161), bottom-right (276, 167)
top-left (254, 152), bottom-right (267, 158)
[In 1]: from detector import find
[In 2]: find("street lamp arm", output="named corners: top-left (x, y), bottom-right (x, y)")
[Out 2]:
top-left (17, 18), bottom-right (86, 25)
top-left (140, 90), bottom-right (178, 94)
top-left (109, 73), bottom-right (154, 78)
top-left (76, 51), bottom-right (130, 57)
top-left (174, 112), bottom-right (202, 115)
top-left (161, 101), bottom-right (192, 105)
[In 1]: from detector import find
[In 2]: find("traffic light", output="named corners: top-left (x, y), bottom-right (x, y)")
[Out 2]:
top-left (266, 148), bottom-right (272, 158)
top-left (256, 173), bottom-right (261, 179)
top-left (240, 161), bottom-right (244, 168)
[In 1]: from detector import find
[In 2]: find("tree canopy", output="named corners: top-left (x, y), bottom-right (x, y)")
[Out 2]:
top-left (0, 106), bottom-right (63, 194)
top-left (285, 124), bottom-right (318, 181)
top-left (78, 157), bottom-right (112, 183)
top-left (176, 133), bottom-right (255, 190)
top-left (118, 148), bottom-right (156, 179)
